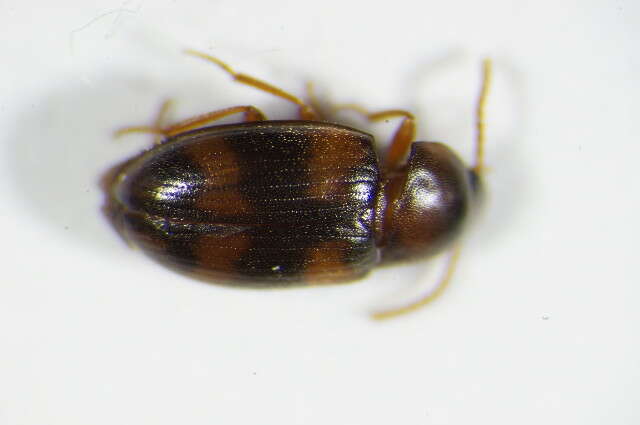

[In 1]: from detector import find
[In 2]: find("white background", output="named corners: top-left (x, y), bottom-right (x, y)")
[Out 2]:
top-left (1, 1), bottom-right (638, 424)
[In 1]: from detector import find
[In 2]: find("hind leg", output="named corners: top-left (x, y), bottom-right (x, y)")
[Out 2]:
top-left (115, 102), bottom-right (267, 143)
top-left (186, 49), bottom-right (319, 120)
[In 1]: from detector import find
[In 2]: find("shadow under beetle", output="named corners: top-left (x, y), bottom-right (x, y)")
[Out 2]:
top-left (104, 50), bottom-right (492, 319)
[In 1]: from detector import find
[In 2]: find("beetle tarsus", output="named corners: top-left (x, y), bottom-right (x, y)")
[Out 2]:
top-left (371, 247), bottom-right (461, 320)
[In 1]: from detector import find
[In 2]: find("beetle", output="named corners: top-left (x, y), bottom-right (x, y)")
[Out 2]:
top-left (103, 50), bottom-right (492, 319)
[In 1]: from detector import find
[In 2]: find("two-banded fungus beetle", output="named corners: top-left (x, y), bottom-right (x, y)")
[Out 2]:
top-left (104, 50), bottom-right (492, 319)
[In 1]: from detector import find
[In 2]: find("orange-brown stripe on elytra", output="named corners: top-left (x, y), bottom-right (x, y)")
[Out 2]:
top-left (303, 240), bottom-right (361, 283)
top-left (182, 136), bottom-right (254, 218)
top-left (194, 228), bottom-right (252, 277)
top-left (306, 127), bottom-right (373, 201)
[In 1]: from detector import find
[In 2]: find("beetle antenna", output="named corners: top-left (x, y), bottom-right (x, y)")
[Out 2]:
top-left (371, 247), bottom-right (461, 320)
top-left (474, 59), bottom-right (492, 174)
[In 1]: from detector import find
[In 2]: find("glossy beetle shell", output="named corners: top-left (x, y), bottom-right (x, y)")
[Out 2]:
top-left (107, 120), bottom-right (384, 284)
top-left (105, 118), bottom-right (477, 285)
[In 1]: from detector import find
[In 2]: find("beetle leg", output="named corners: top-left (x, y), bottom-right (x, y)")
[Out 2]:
top-left (115, 105), bottom-right (266, 142)
top-left (150, 99), bottom-right (174, 144)
top-left (160, 105), bottom-right (266, 136)
top-left (473, 59), bottom-right (492, 175)
top-left (336, 105), bottom-right (415, 171)
top-left (114, 99), bottom-right (174, 142)
top-left (371, 246), bottom-right (461, 320)
top-left (304, 81), bottom-right (328, 120)
top-left (185, 49), bottom-right (319, 120)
